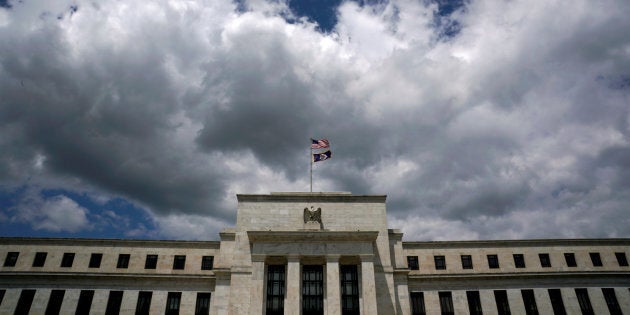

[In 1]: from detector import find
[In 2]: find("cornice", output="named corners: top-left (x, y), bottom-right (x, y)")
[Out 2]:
top-left (0, 237), bottom-right (220, 248)
top-left (237, 193), bottom-right (386, 203)
top-left (247, 231), bottom-right (379, 242)
top-left (403, 238), bottom-right (630, 249)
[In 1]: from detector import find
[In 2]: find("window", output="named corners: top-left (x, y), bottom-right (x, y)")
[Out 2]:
top-left (304, 265), bottom-right (325, 315)
top-left (434, 256), bottom-right (446, 270)
top-left (410, 292), bottom-right (426, 315)
top-left (340, 265), bottom-right (359, 315)
top-left (466, 291), bottom-right (482, 315)
top-left (61, 253), bottom-right (75, 267)
top-left (173, 255), bottom-right (186, 270)
top-left (117, 254), bottom-right (130, 268)
top-left (15, 289), bottom-right (36, 314)
top-left (602, 288), bottom-right (622, 315)
top-left (575, 288), bottom-right (594, 315)
top-left (488, 255), bottom-right (500, 269)
top-left (105, 291), bottom-right (124, 315)
top-left (45, 290), bottom-right (65, 315)
top-left (589, 253), bottom-right (602, 266)
top-left (165, 292), bottom-right (182, 315)
top-left (135, 291), bottom-right (152, 315)
top-left (75, 290), bottom-right (94, 315)
top-left (438, 292), bottom-right (454, 315)
top-left (615, 252), bottom-right (628, 266)
top-left (539, 253), bottom-right (551, 267)
top-left (33, 252), bottom-right (47, 267)
top-left (407, 256), bottom-right (419, 270)
top-left (0, 289), bottom-right (5, 306)
top-left (564, 253), bottom-right (577, 267)
top-left (195, 293), bottom-right (211, 315)
top-left (548, 289), bottom-right (566, 315)
top-left (266, 265), bottom-right (285, 315)
top-left (521, 289), bottom-right (538, 315)
top-left (461, 255), bottom-right (473, 269)
top-left (145, 254), bottom-right (158, 269)
top-left (89, 253), bottom-right (103, 268)
top-left (201, 256), bottom-right (214, 270)
top-left (494, 290), bottom-right (511, 315)
top-left (513, 254), bottom-right (525, 268)
top-left (4, 252), bottom-right (19, 267)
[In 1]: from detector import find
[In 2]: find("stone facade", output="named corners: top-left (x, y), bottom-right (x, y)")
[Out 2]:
top-left (0, 192), bottom-right (629, 314)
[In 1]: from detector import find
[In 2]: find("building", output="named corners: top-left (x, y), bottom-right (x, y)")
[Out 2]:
top-left (1, 192), bottom-right (629, 314)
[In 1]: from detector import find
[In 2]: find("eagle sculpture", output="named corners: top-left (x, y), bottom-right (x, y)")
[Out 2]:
top-left (303, 206), bottom-right (322, 223)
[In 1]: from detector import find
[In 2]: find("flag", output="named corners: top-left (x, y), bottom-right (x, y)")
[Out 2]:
top-left (313, 150), bottom-right (332, 162)
top-left (311, 139), bottom-right (330, 149)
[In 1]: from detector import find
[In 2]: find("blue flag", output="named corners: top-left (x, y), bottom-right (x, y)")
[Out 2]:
top-left (313, 150), bottom-right (332, 162)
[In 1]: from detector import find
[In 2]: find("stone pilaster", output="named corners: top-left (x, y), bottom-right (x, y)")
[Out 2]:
top-left (326, 255), bottom-right (341, 315)
top-left (249, 255), bottom-right (266, 314)
top-left (285, 255), bottom-right (301, 315)
top-left (360, 255), bottom-right (378, 315)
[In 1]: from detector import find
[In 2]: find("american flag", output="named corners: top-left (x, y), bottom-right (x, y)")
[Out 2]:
top-left (311, 139), bottom-right (330, 149)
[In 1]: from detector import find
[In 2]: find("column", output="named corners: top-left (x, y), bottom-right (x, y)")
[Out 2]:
top-left (326, 255), bottom-right (341, 315)
top-left (285, 255), bottom-right (301, 315)
top-left (360, 255), bottom-right (378, 315)
top-left (249, 255), bottom-right (266, 314)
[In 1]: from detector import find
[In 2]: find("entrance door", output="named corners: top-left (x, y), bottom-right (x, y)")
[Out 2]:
top-left (302, 265), bottom-right (324, 315)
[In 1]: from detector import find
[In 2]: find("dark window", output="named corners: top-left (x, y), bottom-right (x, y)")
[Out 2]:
top-left (488, 255), bottom-right (500, 269)
top-left (564, 253), bottom-right (577, 267)
top-left (304, 265), bottom-right (325, 315)
top-left (589, 253), bottom-right (602, 266)
top-left (461, 255), bottom-right (473, 269)
top-left (575, 288), bottom-right (594, 315)
top-left (15, 289), bottom-right (36, 315)
top-left (145, 255), bottom-right (158, 269)
top-left (105, 291), bottom-right (124, 315)
top-left (75, 290), bottom-right (94, 315)
top-left (521, 289), bottom-right (538, 315)
top-left (539, 254), bottom-right (551, 267)
top-left (33, 252), bottom-right (47, 267)
top-left (4, 252), bottom-right (19, 267)
top-left (494, 290), bottom-right (511, 315)
top-left (602, 288), bottom-right (622, 315)
top-left (340, 265), bottom-right (359, 315)
top-left (434, 256), bottom-right (446, 270)
top-left (117, 254), bottom-right (130, 268)
top-left (407, 256), bottom-right (419, 270)
top-left (173, 255), bottom-right (186, 270)
top-left (201, 256), bottom-right (214, 270)
top-left (466, 291), bottom-right (483, 315)
top-left (45, 289), bottom-right (65, 315)
top-left (615, 252), bottom-right (628, 266)
top-left (438, 291), bottom-right (454, 315)
top-left (548, 289), bottom-right (566, 315)
top-left (195, 293), bottom-right (211, 315)
top-left (135, 291), bottom-right (152, 315)
top-left (266, 265), bottom-right (285, 315)
top-left (0, 289), bottom-right (5, 306)
top-left (410, 292), bottom-right (426, 315)
top-left (61, 253), bottom-right (75, 268)
top-left (89, 253), bottom-right (103, 268)
top-left (165, 292), bottom-right (182, 315)
top-left (513, 254), bottom-right (525, 268)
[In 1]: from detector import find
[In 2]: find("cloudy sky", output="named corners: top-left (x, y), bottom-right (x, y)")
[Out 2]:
top-left (0, 0), bottom-right (628, 241)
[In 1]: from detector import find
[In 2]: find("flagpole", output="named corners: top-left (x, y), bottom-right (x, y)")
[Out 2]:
top-left (310, 145), bottom-right (313, 192)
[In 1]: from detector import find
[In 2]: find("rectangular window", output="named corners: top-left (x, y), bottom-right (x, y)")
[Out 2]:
top-left (135, 291), bottom-right (152, 315)
top-left (33, 252), bottom-right (47, 267)
top-left (45, 289), bottom-right (65, 315)
top-left (574, 288), bottom-right (594, 315)
top-left (466, 291), bottom-right (482, 315)
top-left (201, 256), bottom-right (214, 270)
top-left (75, 290), bottom-right (94, 315)
top-left (145, 254), bottom-right (158, 269)
top-left (117, 254), bottom-right (130, 268)
top-left (615, 252), bottom-right (628, 266)
top-left (494, 290), bottom-right (511, 315)
top-left (105, 291), bottom-right (124, 315)
top-left (410, 292), bottom-right (426, 315)
top-left (266, 265), bottom-right (285, 315)
top-left (61, 253), bottom-right (75, 268)
top-left (15, 289), bottom-right (36, 314)
top-left (89, 253), bottom-right (103, 268)
top-left (602, 288), bottom-right (622, 315)
top-left (407, 256), bottom-right (419, 270)
top-left (165, 292), bottom-right (182, 315)
top-left (4, 252), bottom-right (19, 267)
top-left (303, 265), bottom-right (325, 315)
top-left (434, 256), bottom-right (446, 270)
top-left (340, 265), bottom-right (359, 315)
top-left (539, 254), bottom-right (551, 267)
top-left (461, 255), bottom-right (473, 269)
top-left (195, 292), bottom-right (211, 315)
top-left (548, 289), bottom-right (566, 315)
top-left (173, 255), bottom-right (186, 270)
top-left (589, 253), bottom-right (602, 266)
top-left (513, 254), bottom-right (525, 268)
top-left (488, 255), bottom-right (500, 269)
top-left (564, 253), bottom-right (577, 267)
top-left (521, 289), bottom-right (538, 315)
top-left (438, 291), bottom-right (454, 315)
